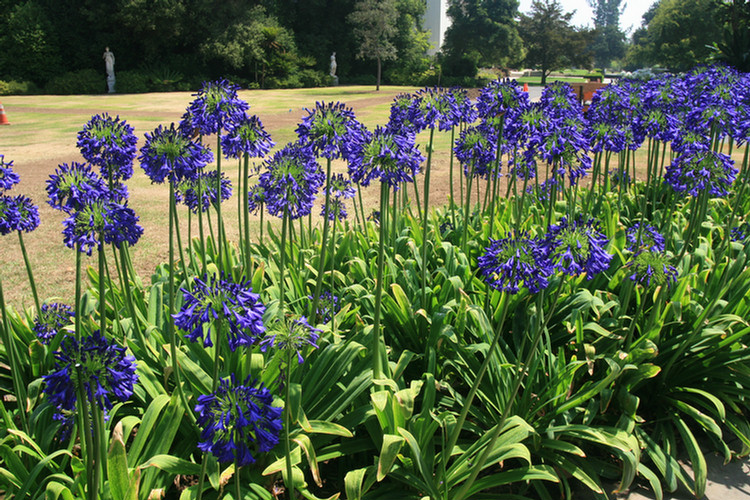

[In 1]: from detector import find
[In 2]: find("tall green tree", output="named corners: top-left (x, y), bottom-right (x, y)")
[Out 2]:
top-left (348, 0), bottom-right (399, 90)
top-left (518, 0), bottom-right (593, 85)
top-left (624, 0), bottom-right (723, 71)
top-left (709, 0), bottom-right (750, 72)
top-left (442, 0), bottom-right (524, 76)
top-left (587, 0), bottom-right (626, 69)
top-left (0, 1), bottom-right (62, 84)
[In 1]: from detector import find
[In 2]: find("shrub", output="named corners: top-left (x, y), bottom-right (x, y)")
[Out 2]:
top-left (0, 79), bottom-right (39, 95)
top-left (44, 69), bottom-right (103, 95)
top-left (116, 71), bottom-right (150, 94)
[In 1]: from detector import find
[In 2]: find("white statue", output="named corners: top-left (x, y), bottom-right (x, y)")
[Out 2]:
top-left (103, 47), bottom-right (116, 93)
top-left (329, 52), bottom-right (337, 77)
top-left (103, 47), bottom-right (115, 77)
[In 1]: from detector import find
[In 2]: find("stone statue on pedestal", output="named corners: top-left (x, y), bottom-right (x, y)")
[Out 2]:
top-left (103, 47), bottom-right (116, 93)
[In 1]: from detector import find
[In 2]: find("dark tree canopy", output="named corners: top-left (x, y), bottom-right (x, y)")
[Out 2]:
top-left (442, 0), bottom-right (525, 76)
top-left (587, 0), bottom-right (626, 69)
top-left (518, 0), bottom-right (593, 85)
top-left (625, 0), bottom-right (723, 71)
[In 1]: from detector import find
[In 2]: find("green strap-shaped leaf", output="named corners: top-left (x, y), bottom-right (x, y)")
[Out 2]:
top-left (139, 454), bottom-right (202, 476)
top-left (377, 434), bottom-right (405, 481)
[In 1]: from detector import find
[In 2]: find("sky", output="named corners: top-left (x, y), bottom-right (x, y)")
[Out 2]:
top-left (517, 0), bottom-right (657, 35)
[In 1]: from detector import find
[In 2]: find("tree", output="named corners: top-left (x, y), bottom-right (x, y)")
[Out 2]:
top-left (442, 0), bottom-right (525, 75)
top-left (518, 0), bottom-right (593, 85)
top-left (709, 0), bottom-right (750, 72)
top-left (587, 0), bottom-right (626, 69)
top-left (624, 0), bottom-right (723, 71)
top-left (348, 0), bottom-right (399, 90)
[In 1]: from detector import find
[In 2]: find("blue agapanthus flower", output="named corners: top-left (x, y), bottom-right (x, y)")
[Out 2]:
top-left (175, 170), bottom-right (232, 213)
top-left (183, 79), bottom-right (249, 136)
top-left (349, 126), bottom-right (424, 189)
top-left (309, 291), bottom-right (340, 323)
top-left (76, 113), bottom-right (138, 182)
top-left (476, 79), bottom-right (531, 132)
top-left (195, 374), bottom-right (282, 465)
top-left (296, 101), bottom-right (367, 160)
top-left (139, 124), bottom-right (214, 184)
top-left (627, 251), bottom-right (679, 289)
top-left (222, 114), bottom-right (275, 159)
top-left (478, 233), bottom-right (552, 294)
top-left (447, 86), bottom-right (478, 126)
top-left (173, 273), bottom-right (266, 351)
top-left (260, 316), bottom-right (321, 364)
top-left (256, 143), bottom-right (324, 220)
top-left (62, 201), bottom-right (143, 255)
top-left (543, 216), bottom-right (612, 279)
top-left (455, 126), bottom-right (498, 179)
top-left (665, 141), bottom-right (737, 197)
top-left (586, 83), bottom-right (637, 153)
top-left (34, 302), bottom-right (75, 344)
top-left (321, 197), bottom-right (348, 221)
top-left (0, 155), bottom-right (20, 191)
top-left (0, 194), bottom-right (40, 235)
top-left (730, 223), bottom-right (750, 243)
top-left (626, 222), bottom-right (666, 253)
top-left (46, 162), bottom-right (117, 213)
top-left (43, 330), bottom-right (138, 420)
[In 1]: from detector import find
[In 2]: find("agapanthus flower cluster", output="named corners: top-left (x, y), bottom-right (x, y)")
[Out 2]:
top-left (173, 273), bottom-right (266, 351)
top-left (296, 101), bottom-right (366, 160)
top-left (627, 251), bottom-right (679, 289)
top-left (683, 65), bottom-right (741, 142)
top-left (256, 143), bottom-right (324, 220)
top-left (222, 114), bottom-right (275, 159)
top-left (183, 79), bottom-right (249, 136)
top-left (61, 200), bottom-right (144, 255)
top-left (454, 126), bottom-right (498, 179)
top-left (46, 162), bottom-right (114, 212)
top-left (175, 171), bottom-right (232, 213)
top-left (43, 330), bottom-right (138, 420)
top-left (586, 83), bottom-right (636, 153)
top-left (76, 113), bottom-right (138, 182)
top-left (0, 194), bottom-right (40, 235)
top-left (626, 222), bottom-right (666, 253)
top-left (664, 142), bottom-right (737, 197)
top-left (408, 87), bottom-right (457, 132)
top-left (447, 86), bottom-right (478, 126)
top-left (542, 216), bottom-right (612, 279)
top-left (260, 315), bottom-right (321, 364)
top-left (478, 232), bottom-right (552, 294)
top-left (0, 155), bottom-right (20, 191)
top-left (34, 302), bottom-right (75, 344)
top-left (139, 124), bottom-right (214, 184)
top-left (730, 223), bottom-right (750, 243)
top-left (349, 126), bottom-right (424, 189)
top-left (0, 156), bottom-right (40, 236)
top-left (309, 291), bottom-right (340, 323)
top-left (534, 83), bottom-right (592, 184)
top-left (476, 79), bottom-right (531, 133)
top-left (321, 173), bottom-right (356, 221)
top-left (628, 76), bottom-right (683, 146)
top-left (195, 374), bottom-right (282, 465)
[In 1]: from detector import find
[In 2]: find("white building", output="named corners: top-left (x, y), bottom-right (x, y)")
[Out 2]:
top-left (424, 0), bottom-right (450, 55)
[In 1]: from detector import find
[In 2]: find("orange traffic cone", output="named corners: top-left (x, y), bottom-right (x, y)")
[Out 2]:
top-left (0, 103), bottom-right (9, 125)
top-left (523, 82), bottom-right (529, 92)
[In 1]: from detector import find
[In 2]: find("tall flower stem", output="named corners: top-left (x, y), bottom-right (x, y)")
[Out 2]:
top-left (197, 180), bottom-right (208, 274)
top-left (215, 136), bottom-right (226, 272)
top-left (235, 459), bottom-right (242, 500)
top-left (279, 209), bottom-right (289, 318)
top-left (98, 239), bottom-right (107, 336)
top-left (172, 207), bottom-right (192, 291)
top-left (168, 186), bottom-right (194, 425)
top-left (283, 346), bottom-right (295, 500)
top-left (310, 158), bottom-right (333, 323)
top-left (329, 216), bottom-right (337, 331)
top-left (448, 126), bottom-right (457, 228)
top-left (16, 232), bottom-right (40, 313)
top-left (421, 127), bottom-right (436, 309)
top-left (462, 164), bottom-right (476, 253)
top-left (197, 320), bottom-right (224, 500)
top-left (76, 378), bottom-right (97, 500)
top-left (0, 275), bottom-right (29, 433)
top-left (243, 155), bottom-right (252, 272)
top-left (371, 182), bottom-right (390, 383)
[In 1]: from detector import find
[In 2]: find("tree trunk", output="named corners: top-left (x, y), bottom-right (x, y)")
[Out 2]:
top-left (376, 56), bottom-right (382, 91)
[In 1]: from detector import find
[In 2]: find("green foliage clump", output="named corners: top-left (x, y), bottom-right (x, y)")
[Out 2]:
top-left (0, 79), bottom-right (39, 95)
top-left (115, 71), bottom-right (150, 94)
top-left (44, 69), bottom-right (103, 95)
